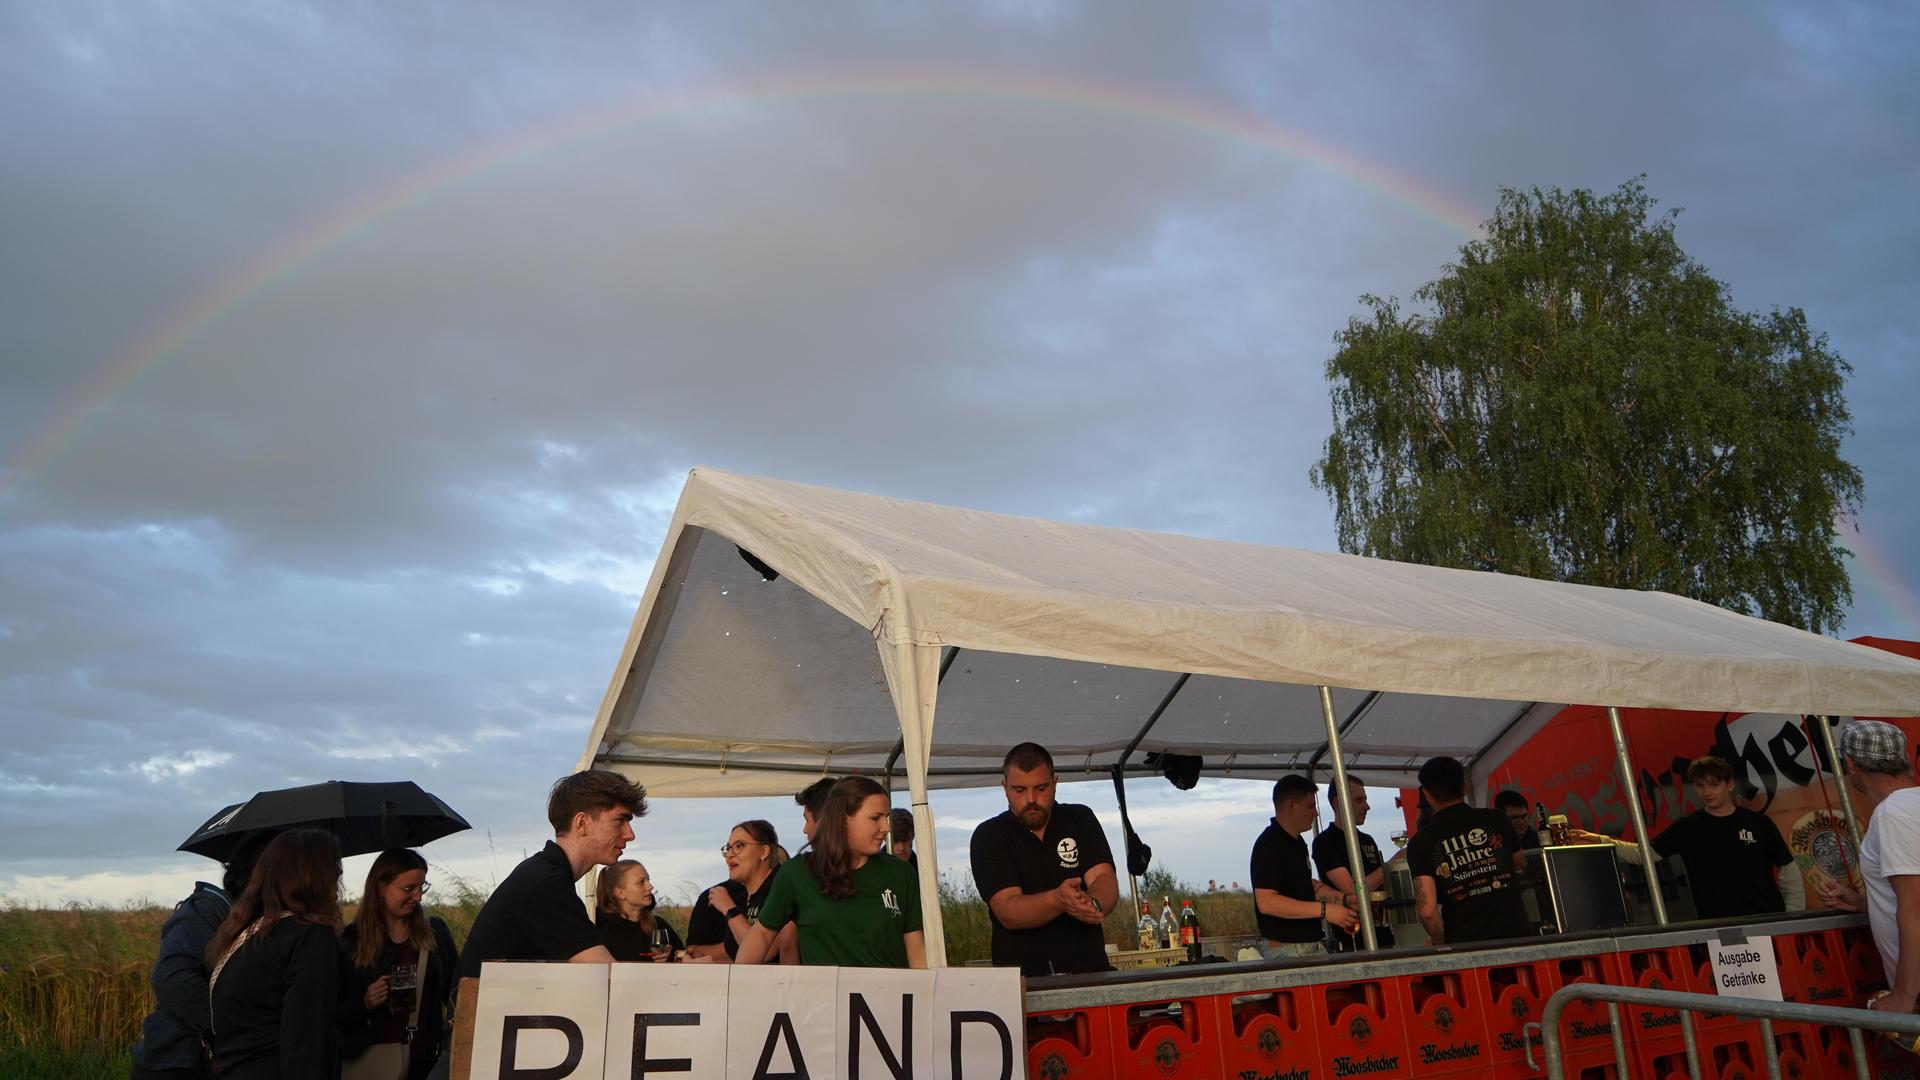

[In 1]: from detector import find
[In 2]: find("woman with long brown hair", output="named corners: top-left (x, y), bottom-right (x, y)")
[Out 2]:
top-left (685, 819), bottom-right (795, 962)
top-left (204, 829), bottom-right (344, 1079)
top-left (736, 778), bottom-right (924, 968)
top-left (594, 859), bottom-right (684, 962)
top-left (339, 849), bottom-right (458, 1079)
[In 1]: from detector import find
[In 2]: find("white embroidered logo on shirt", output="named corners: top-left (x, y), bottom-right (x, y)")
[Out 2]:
top-left (1057, 837), bottom-right (1080, 868)
top-left (881, 888), bottom-right (900, 916)
top-left (1738, 829), bottom-right (1756, 844)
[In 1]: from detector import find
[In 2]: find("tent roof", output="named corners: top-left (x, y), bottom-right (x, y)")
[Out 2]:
top-left (582, 468), bottom-right (1920, 795)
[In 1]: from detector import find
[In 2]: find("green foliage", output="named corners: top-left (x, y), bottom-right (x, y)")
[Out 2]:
top-left (1311, 178), bottom-right (1862, 633)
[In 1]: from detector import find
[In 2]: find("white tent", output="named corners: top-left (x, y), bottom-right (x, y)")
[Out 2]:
top-left (580, 468), bottom-right (1920, 963)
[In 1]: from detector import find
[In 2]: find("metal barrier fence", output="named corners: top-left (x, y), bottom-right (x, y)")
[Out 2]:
top-left (1538, 983), bottom-right (1920, 1080)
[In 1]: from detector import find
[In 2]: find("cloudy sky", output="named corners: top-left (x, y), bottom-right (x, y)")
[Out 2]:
top-left (4, 2), bottom-right (1918, 909)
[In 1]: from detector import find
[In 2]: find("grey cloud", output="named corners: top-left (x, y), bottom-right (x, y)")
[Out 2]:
top-left (4, 1), bottom-right (1918, 897)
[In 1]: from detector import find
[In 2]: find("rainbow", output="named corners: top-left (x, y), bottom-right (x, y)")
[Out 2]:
top-left (1, 66), bottom-right (1487, 495)
top-left (1847, 525), bottom-right (1920, 638)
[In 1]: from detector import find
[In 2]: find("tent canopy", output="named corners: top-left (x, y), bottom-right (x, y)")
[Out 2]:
top-left (582, 468), bottom-right (1920, 795)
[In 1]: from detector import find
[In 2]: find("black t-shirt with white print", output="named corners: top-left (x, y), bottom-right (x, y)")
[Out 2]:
top-left (1652, 807), bottom-right (1792, 919)
top-left (969, 802), bottom-right (1115, 977)
top-left (1406, 803), bottom-right (1529, 944)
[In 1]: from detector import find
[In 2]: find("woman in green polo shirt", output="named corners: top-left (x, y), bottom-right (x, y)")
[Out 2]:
top-left (736, 776), bottom-right (925, 968)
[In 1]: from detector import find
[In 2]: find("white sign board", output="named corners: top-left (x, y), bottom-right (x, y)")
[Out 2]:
top-left (1708, 936), bottom-right (1783, 1001)
top-left (470, 962), bottom-right (611, 1080)
top-left (933, 968), bottom-right (1025, 1080)
top-left (838, 968), bottom-right (937, 1080)
top-left (607, 963), bottom-right (731, 1080)
top-left (725, 965), bottom-right (839, 1080)
top-left (465, 962), bottom-right (1026, 1079)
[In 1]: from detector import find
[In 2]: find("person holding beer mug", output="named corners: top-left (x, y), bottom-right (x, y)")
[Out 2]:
top-left (341, 849), bottom-right (458, 1080)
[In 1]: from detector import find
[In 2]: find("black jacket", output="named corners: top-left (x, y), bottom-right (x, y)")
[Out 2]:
top-left (208, 918), bottom-right (341, 1080)
top-left (130, 882), bottom-right (229, 1077)
top-left (338, 916), bottom-right (459, 1078)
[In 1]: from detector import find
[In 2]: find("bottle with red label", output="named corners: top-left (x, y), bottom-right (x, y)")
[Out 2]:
top-left (1179, 898), bottom-right (1200, 961)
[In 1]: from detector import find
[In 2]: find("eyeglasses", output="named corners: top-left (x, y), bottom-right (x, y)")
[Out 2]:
top-left (397, 882), bottom-right (432, 897)
top-left (720, 841), bottom-right (768, 856)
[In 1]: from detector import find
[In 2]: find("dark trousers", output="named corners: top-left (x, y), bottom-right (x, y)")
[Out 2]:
top-left (131, 1066), bottom-right (207, 1080)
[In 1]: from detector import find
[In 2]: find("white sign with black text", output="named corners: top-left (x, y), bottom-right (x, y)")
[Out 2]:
top-left (1708, 936), bottom-right (1782, 1001)
top-left (471, 962), bottom-right (611, 1080)
top-left (468, 962), bottom-right (1026, 1080)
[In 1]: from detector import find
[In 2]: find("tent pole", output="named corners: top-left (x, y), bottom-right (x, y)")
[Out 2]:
top-left (1814, 714), bottom-right (1864, 845)
top-left (880, 638), bottom-right (948, 967)
top-left (883, 647), bottom-right (961, 796)
top-left (1607, 706), bottom-right (1669, 926)
top-left (1319, 685), bottom-right (1377, 951)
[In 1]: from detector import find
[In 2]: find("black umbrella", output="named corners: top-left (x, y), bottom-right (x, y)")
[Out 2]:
top-left (177, 780), bottom-right (471, 861)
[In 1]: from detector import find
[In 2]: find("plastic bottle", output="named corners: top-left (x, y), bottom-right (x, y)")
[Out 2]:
top-left (1159, 896), bottom-right (1177, 950)
top-left (1137, 902), bottom-right (1157, 951)
top-left (1180, 898), bottom-right (1200, 961)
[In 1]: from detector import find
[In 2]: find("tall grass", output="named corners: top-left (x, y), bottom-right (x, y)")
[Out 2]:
top-left (1, 868), bottom-right (1256, 1070)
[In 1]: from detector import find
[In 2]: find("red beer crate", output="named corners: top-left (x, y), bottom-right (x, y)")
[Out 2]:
top-left (1682, 942), bottom-right (1743, 1031)
top-left (1775, 1027), bottom-right (1820, 1080)
top-left (1699, 1025), bottom-right (1768, 1080)
top-left (1779, 930), bottom-right (1854, 1010)
top-left (1562, 1048), bottom-right (1627, 1080)
top-left (1215, 987), bottom-right (1321, 1080)
top-left (1633, 1027), bottom-right (1786, 1080)
top-left (1616, 945), bottom-right (1692, 1047)
top-left (1817, 1024), bottom-right (1864, 1080)
top-left (1311, 976), bottom-right (1413, 1080)
top-left (1025, 1006), bottom-right (1111, 1080)
top-left (1109, 994), bottom-right (1223, 1080)
top-left (1394, 970), bottom-right (1493, 1077)
top-left (1838, 925), bottom-right (1890, 1006)
top-left (1546, 954), bottom-right (1625, 1058)
top-left (1475, 959), bottom-right (1551, 1078)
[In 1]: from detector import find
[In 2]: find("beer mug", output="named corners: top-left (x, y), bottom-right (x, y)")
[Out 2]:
top-left (388, 961), bottom-right (418, 1016)
top-left (1546, 814), bottom-right (1571, 847)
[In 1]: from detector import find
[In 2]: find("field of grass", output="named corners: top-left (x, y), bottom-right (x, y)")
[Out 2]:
top-left (2, 868), bottom-right (1252, 1072)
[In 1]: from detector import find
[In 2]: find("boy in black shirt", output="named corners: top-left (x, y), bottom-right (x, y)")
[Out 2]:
top-left (1407, 756), bottom-right (1529, 945)
top-left (429, 770), bottom-right (646, 1079)
top-left (1570, 755), bottom-right (1803, 919)
top-left (1252, 774), bottom-right (1359, 958)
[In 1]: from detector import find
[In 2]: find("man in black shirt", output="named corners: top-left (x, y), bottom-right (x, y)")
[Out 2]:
top-left (969, 742), bottom-right (1118, 976)
top-left (1252, 774), bottom-right (1359, 958)
top-left (1493, 789), bottom-right (1543, 850)
top-left (429, 770), bottom-right (646, 1078)
top-left (1570, 755), bottom-right (1803, 919)
top-left (1407, 756), bottom-right (1529, 945)
top-left (1312, 776), bottom-right (1395, 951)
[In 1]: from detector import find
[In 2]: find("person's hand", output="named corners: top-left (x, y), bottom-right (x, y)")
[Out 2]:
top-left (1871, 989), bottom-right (1917, 1014)
top-left (1565, 828), bottom-right (1608, 845)
top-left (650, 944), bottom-right (675, 963)
top-left (680, 952), bottom-right (713, 964)
top-left (707, 885), bottom-right (737, 917)
top-left (1323, 902), bottom-right (1359, 932)
top-left (1054, 877), bottom-right (1105, 924)
top-left (1817, 878), bottom-right (1866, 913)
top-left (363, 976), bottom-right (390, 1010)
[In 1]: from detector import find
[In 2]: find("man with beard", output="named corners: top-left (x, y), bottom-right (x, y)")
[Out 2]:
top-left (969, 742), bottom-right (1118, 976)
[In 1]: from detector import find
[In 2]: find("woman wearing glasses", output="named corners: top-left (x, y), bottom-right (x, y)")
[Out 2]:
top-left (685, 819), bottom-right (797, 962)
top-left (339, 849), bottom-right (457, 1080)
